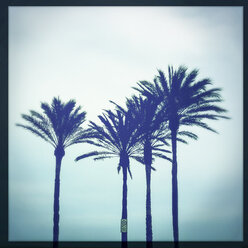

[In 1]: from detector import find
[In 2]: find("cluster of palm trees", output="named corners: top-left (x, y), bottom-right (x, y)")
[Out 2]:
top-left (16, 65), bottom-right (229, 247)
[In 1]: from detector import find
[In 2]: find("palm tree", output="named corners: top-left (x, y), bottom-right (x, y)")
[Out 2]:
top-left (16, 97), bottom-right (91, 248)
top-left (75, 108), bottom-right (143, 246)
top-left (133, 66), bottom-right (229, 244)
top-left (112, 95), bottom-right (172, 245)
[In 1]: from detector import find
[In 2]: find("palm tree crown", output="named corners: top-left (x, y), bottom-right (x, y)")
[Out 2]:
top-left (134, 66), bottom-right (229, 133)
top-left (75, 107), bottom-right (144, 175)
top-left (112, 95), bottom-right (172, 164)
top-left (16, 97), bottom-right (90, 151)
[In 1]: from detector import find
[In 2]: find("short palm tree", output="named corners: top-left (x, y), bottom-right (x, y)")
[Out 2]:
top-left (133, 66), bottom-right (229, 244)
top-left (75, 108), bottom-right (143, 246)
top-left (113, 95), bottom-right (172, 244)
top-left (16, 97), bottom-right (91, 247)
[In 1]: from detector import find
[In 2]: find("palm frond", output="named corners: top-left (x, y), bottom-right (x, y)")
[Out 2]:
top-left (75, 151), bottom-right (114, 162)
top-left (175, 137), bottom-right (188, 144)
top-left (89, 121), bottom-right (119, 150)
top-left (75, 151), bottom-right (100, 161)
top-left (18, 113), bottom-right (57, 146)
top-left (181, 119), bottom-right (218, 133)
top-left (187, 105), bottom-right (227, 114)
top-left (131, 155), bottom-right (145, 164)
top-left (157, 69), bottom-right (169, 95)
top-left (152, 147), bottom-right (171, 153)
top-left (152, 152), bottom-right (172, 163)
top-left (128, 166), bottom-right (133, 179)
top-left (16, 124), bottom-right (56, 147)
top-left (181, 68), bottom-right (199, 89)
top-left (94, 155), bottom-right (115, 161)
top-left (177, 131), bottom-right (198, 140)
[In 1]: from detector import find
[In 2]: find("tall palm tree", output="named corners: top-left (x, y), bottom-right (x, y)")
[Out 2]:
top-left (133, 66), bottom-right (229, 244)
top-left (112, 95), bottom-right (172, 245)
top-left (75, 108), bottom-right (143, 246)
top-left (16, 97), bottom-right (91, 247)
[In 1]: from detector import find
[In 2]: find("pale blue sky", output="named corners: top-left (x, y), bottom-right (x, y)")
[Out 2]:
top-left (9, 6), bottom-right (243, 241)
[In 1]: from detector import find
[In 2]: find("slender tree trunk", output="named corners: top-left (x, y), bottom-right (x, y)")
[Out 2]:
top-left (144, 140), bottom-right (153, 247)
top-left (171, 129), bottom-right (179, 248)
top-left (53, 147), bottom-right (65, 248)
top-left (146, 169), bottom-right (152, 241)
top-left (121, 164), bottom-right (128, 248)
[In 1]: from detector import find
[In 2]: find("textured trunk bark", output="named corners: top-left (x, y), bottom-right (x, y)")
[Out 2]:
top-left (53, 146), bottom-right (65, 248)
top-left (171, 129), bottom-right (179, 247)
top-left (120, 153), bottom-right (129, 248)
top-left (121, 165), bottom-right (127, 242)
top-left (144, 140), bottom-right (153, 246)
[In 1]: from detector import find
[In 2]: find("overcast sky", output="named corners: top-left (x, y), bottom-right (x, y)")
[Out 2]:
top-left (9, 6), bottom-right (243, 241)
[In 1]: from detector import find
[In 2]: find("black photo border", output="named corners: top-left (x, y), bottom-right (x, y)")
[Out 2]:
top-left (1, 0), bottom-right (247, 248)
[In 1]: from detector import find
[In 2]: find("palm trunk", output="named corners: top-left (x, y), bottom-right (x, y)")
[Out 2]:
top-left (121, 164), bottom-right (128, 248)
top-left (144, 140), bottom-right (153, 246)
top-left (146, 169), bottom-right (152, 243)
top-left (171, 129), bottom-right (179, 247)
top-left (53, 147), bottom-right (65, 248)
